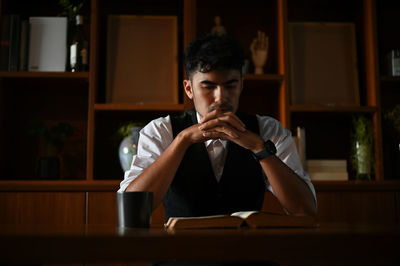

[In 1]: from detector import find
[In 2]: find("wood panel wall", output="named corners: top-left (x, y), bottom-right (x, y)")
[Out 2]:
top-left (0, 190), bottom-right (398, 225)
top-left (0, 192), bottom-right (85, 224)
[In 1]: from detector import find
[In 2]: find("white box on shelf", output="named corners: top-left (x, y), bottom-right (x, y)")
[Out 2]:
top-left (28, 17), bottom-right (67, 72)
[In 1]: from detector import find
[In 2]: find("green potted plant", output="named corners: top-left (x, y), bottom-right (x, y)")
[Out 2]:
top-left (59, 0), bottom-right (84, 23)
top-left (350, 115), bottom-right (374, 180)
top-left (28, 119), bottom-right (74, 179)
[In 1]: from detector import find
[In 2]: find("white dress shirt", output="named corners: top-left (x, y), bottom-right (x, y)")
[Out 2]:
top-left (118, 113), bottom-right (316, 203)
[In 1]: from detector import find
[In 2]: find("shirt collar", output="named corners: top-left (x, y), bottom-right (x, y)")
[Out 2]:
top-left (196, 112), bottom-right (228, 149)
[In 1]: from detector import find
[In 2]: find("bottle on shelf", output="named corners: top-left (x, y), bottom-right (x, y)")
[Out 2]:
top-left (69, 15), bottom-right (88, 72)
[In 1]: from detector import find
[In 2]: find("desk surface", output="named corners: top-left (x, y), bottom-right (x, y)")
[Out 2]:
top-left (1, 223), bottom-right (399, 264)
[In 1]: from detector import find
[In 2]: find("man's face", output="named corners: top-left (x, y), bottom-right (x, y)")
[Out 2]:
top-left (184, 69), bottom-right (243, 120)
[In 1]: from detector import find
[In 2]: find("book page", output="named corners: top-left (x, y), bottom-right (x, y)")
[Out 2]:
top-left (230, 211), bottom-right (259, 219)
top-left (165, 215), bottom-right (243, 229)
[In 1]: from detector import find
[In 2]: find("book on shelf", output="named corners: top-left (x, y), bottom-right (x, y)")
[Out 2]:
top-left (28, 17), bottom-right (67, 72)
top-left (165, 211), bottom-right (317, 230)
top-left (307, 159), bottom-right (348, 181)
top-left (296, 127), bottom-right (306, 169)
top-left (307, 159), bottom-right (347, 171)
top-left (18, 19), bottom-right (29, 71)
top-left (308, 172), bottom-right (348, 181)
top-left (0, 15), bottom-right (10, 70)
top-left (0, 14), bottom-right (21, 71)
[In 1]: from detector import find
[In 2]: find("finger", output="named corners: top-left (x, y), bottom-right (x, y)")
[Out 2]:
top-left (202, 126), bottom-right (240, 139)
top-left (199, 109), bottom-right (221, 123)
top-left (202, 130), bottom-right (238, 140)
top-left (223, 112), bottom-right (246, 128)
top-left (199, 113), bottom-right (246, 132)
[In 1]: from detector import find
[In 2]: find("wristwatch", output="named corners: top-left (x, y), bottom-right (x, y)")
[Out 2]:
top-left (252, 140), bottom-right (277, 161)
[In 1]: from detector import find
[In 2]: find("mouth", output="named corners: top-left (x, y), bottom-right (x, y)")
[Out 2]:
top-left (208, 102), bottom-right (234, 113)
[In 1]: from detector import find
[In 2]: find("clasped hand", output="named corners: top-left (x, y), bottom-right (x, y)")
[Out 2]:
top-left (184, 109), bottom-right (264, 153)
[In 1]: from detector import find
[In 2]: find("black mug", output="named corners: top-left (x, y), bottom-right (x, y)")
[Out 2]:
top-left (116, 191), bottom-right (153, 228)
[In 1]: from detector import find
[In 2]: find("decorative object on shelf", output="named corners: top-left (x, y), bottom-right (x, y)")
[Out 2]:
top-left (69, 14), bottom-right (88, 72)
top-left (28, 119), bottom-right (74, 179)
top-left (58, 0), bottom-right (84, 23)
top-left (117, 122), bottom-right (145, 172)
top-left (384, 105), bottom-right (400, 178)
top-left (250, 30), bottom-right (268, 74)
top-left (350, 116), bottom-right (373, 180)
top-left (59, 0), bottom-right (86, 72)
top-left (386, 49), bottom-right (400, 76)
top-left (210, 16), bottom-right (226, 36)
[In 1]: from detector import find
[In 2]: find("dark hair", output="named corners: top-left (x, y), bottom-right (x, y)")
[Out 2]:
top-left (184, 34), bottom-right (245, 79)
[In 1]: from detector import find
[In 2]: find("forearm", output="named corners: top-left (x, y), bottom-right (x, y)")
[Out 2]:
top-left (125, 132), bottom-right (191, 210)
top-left (260, 155), bottom-right (317, 217)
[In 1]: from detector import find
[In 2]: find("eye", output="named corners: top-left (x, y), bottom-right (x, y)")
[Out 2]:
top-left (202, 86), bottom-right (216, 90)
top-left (225, 84), bottom-right (237, 90)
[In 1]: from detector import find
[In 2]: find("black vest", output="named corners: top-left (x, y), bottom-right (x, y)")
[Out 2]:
top-left (163, 110), bottom-right (266, 221)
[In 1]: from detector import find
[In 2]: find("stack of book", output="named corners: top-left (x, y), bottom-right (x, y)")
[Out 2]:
top-left (307, 159), bottom-right (348, 181)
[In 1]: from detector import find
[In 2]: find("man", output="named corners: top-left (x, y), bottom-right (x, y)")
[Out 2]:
top-left (119, 34), bottom-right (317, 220)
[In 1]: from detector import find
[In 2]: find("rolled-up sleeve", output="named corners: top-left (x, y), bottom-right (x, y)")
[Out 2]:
top-left (118, 116), bottom-right (173, 192)
top-left (256, 115), bottom-right (316, 203)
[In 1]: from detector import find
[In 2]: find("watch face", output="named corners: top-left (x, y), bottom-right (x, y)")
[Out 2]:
top-left (265, 140), bottom-right (277, 155)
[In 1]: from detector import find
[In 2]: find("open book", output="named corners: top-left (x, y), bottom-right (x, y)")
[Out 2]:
top-left (165, 211), bottom-right (317, 229)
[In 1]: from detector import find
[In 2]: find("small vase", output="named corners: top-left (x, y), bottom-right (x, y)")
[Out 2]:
top-left (119, 126), bottom-right (142, 172)
top-left (355, 141), bottom-right (372, 180)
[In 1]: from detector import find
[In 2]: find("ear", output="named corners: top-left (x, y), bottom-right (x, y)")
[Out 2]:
top-left (183, 80), bottom-right (193, 99)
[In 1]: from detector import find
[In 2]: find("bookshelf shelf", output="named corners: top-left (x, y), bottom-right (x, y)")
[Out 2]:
top-left (94, 103), bottom-right (185, 111)
top-left (0, 71), bottom-right (89, 79)
top-left (289, 105), bottom-right (378, 113)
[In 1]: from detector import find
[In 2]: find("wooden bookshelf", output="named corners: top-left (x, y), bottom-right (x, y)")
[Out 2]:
top-left (0, 0), bottom-right (399, 185)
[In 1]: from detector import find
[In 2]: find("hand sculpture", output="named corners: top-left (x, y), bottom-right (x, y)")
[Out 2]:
top-left (250, 31), bottom-right (268, 74)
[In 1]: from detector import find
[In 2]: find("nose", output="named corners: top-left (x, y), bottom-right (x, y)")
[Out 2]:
top-left (214, 86), bottom-right (225, 103)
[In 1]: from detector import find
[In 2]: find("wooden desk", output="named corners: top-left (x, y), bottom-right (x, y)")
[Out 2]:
top-left (0, 223), bottom-right (399, 265)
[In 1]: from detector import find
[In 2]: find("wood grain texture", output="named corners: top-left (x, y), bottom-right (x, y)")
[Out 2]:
top-left (1, 224), bottom-right (399, 264)
top-left (316, 191), bottom-right (397, 224)
top-left (0, 192), bottom-right (85, 224)
top-left (87, 192), bottom-right (165, 226)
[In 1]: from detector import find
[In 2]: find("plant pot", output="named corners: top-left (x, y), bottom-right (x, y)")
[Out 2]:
top-left (38, 156), bottom-right (60, 180)
top-left (354, 141), bottom-right (372, 180)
